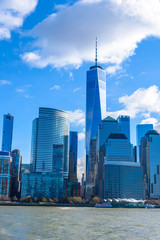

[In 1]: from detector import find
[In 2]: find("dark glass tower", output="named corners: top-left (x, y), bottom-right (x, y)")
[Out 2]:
top-left (85, 40), bottom-right (106, 184)
top-left (68, 131), bottom-right (78, 182)
top-left (2, 113), bottom-right (14, 152)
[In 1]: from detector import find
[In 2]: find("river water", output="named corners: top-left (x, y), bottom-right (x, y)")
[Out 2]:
top-left (0, 206), bottom-right (159, 239)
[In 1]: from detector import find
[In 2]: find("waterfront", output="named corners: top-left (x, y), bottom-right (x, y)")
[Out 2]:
top-left (0, 207), bottom-right (160, 239)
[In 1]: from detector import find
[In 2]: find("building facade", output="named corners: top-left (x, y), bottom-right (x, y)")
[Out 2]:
top-left (136, 124), bottom-right (153, 162)
top-left (2, 113), bottom-right (14, 152)
top-left (0, 151), bottom-right (12, 198)
top-left (140, 130), bottom-right (160, 199)
top-left (11, 149), bottom-right (22, 198)
top-left (85, 61), bottom-right (106, 185)
top-left (104, 133), bottom-right (144, 199)
top-left (117, 115), bottom-right (130, 142)
top-left (68, 131), bottom-right (78, 182)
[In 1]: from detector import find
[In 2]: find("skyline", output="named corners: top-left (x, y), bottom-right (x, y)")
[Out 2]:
top-left (1, 0), bottom-right (160, 180)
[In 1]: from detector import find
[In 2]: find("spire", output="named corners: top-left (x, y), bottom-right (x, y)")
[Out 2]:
top-left (95, 37), bottom-right (97, 67)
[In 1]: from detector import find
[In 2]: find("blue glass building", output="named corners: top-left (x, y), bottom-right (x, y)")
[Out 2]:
top-left (136, 124), bottom-right (153, 162)
top-left (85, 55), bottom-right (106, 185)
top-left (31, 108), bottom-right (69, 178)
top-left (140, 130), bottom-right (160, 199)
top-left (117, 115), bottom-right (130, 142)
top-left (104, 133), bottom-right (144, 199)
top-left (69, 131), bottom-right (78, 182)
top-left (2, 113), bottom-right (14, 152)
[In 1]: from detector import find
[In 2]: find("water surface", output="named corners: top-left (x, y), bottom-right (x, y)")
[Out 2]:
top-left (0, 206), bottom-right (159, 239)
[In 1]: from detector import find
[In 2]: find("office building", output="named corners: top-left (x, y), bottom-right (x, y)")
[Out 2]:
top-left (97, 116), bottom-right (121, 198)
top-left (0, 151), bottom-right (12, 198)
top-left (21, 172), bottom-right (63, 199)
top-left (104, 133), bottom-right (144, 199)
top-left (11, 149), bottom-right (22, 198)
top-left (140, 130), bottom-right (160, 199)
top-left (31, 107), bottom-right (69, 178)
top-left (2, 113), bottom-right (14, 152)
top-left (68, 131), bottom-right (78, 182)
top-left (117, 115), bottom-right (130, 142)
top-left (136, 124), bottom-right (153, 162)
top-left (85, 40), bottom-right (106, 185)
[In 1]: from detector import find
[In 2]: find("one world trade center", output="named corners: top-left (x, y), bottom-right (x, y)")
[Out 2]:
top-left (85, 40), bottom-right (106, 187)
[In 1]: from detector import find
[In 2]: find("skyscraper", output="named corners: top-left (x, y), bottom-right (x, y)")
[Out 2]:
top-left (117, 115), bottom-right (130, 142)
top-left (85, 40), bottom-right (106, 185)
top-left (2, 113), bottom-right (14, 152)
top-left (11, 149), bottom-right (22, 198)
top-left (68, 131), bottom-right (78, 182)
top-left (104, 133), bottom-right (144, 199)
top-left (31, 108), bottom-right (69, 178)
top-left (136, 124), bottom-right (153, 162)
top-left (140, 130), bottom-right (160, 199)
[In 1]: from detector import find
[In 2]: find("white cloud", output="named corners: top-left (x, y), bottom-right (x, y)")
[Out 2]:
top-left (16, 88), bottom-right (25, 92)
top-left (0, 80), bottom-right (11, 85)
top-left (107, 85), bottom-right (160, 119)
top-left (68, 109), bottom-right (85, 126)
top-left (22, 0), bottom-right (160, 71)
top-left (50, 85), bottom-right (61, 90)
top-left (0, 0), bottom-right (38, 40)
top-left (77, 157), bottom-right (84, 181)
top-left (73, 87), bottom-right (81, 92)
top-left (78, 132), bottom-right (85, 141)
top-left (16, 85), bottom-right (32, 98)
top-left (140, 118), bottom-right (158, 125)
top-left (106, 65), bottom-right (122, 74)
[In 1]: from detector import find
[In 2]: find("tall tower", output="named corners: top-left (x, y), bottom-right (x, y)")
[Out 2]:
top-left (69, 131), bottom-right (78, 182)
top-left (2, 113), bottom-right (14, 152)
top-left (85, 39), bottom-right (106, 184)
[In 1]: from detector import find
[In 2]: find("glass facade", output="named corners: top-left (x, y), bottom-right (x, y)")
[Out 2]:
top-left (104, 133), bottom-right (144, 199)
top-left (31, 107), bottom-right (69, 178)
top-left (11, 149), bottom-right (22, 198)
top-left (21, 172), bottom-right (63, 199)
top-left (104, 162), bottom-right (144, 199)
top-left (0, 152), bottom-right (12, 198)
top-left (69, 131), bottom-right (78, 182)
top-left (140, 130), bottom-right (160, 198)
top-left (85, 66), bottom-right (106, 184)
top-left (97, 116), bottom-right (121, 198)
top-left (136, 124), bottom-right (153, 162)
top-left (117, 115), bottom-right (130, 142)
top-left (2, 114), bottom-right (14, 152)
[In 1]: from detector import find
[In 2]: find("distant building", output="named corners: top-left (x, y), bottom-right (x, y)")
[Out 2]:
top-left (68, 131), bottom-right (78, 182)
top-left (136, 124), bottom-right (153, 162)
top-left (11, 149), bottom-right (22, 198)
top-left (97, 116), bottom-right (121, 199)
top-left (0, 151), bottom-right (12, 198)
top-left (2, 113), bottom-right (14, 152)
top-left (117, 115), bottom-right (130, 142)
top-left (104, 133), bottom-right (144, 199)
top-left (140, 130), bottom-right (160, 199)
top-left (64, 182), bottom-right (80, 198)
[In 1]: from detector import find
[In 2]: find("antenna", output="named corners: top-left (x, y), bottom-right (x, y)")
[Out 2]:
top-left (95, 37), bottom-right (97, 67)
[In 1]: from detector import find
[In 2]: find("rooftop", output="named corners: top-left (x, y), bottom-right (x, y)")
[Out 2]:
top-left (102, 116), bottom-right (118, 122)
top-left (108, 133), bottom-right (127, 139)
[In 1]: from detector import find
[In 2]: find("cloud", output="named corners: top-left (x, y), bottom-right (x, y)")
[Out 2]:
top-left (22, 0), bottom-right (160, 70)
top-left (78, 132), bottom-right (85, 141)
top-left (77, 157), bottom-right (84, 181)
top-left (107, 85), bottom-right (160, 119)
top-left (16, 85), bottom-right (32, 98)
top-left (68, 109), bottom-right (85, 126)
top-left (140, 118), bottom-right (158, 125)
top-left (0, 0), bottom-right (38, 40)
top-left (73, 87), bottom-right (81, 92)
top-left (0, 80), bottom-right (11, 85)
top-left (50, 85), bottom-right (61, 90)
top-left (106, 65), bottom-right (122, 74)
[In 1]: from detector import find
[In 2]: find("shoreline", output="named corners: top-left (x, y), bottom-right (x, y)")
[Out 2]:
top-left (0, 202), bottom-right (95, 207)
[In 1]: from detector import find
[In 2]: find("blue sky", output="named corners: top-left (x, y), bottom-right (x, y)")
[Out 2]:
top-left (1, 0), bottom-right (160, 179)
